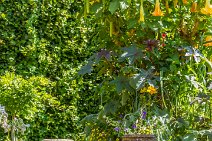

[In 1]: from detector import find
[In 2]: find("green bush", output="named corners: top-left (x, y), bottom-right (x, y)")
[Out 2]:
top-left (0, 0), bottom-right (100, 140)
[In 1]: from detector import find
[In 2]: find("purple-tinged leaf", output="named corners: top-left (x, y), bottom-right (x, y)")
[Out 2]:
top-left (119, 45), bottom-right (143, 64)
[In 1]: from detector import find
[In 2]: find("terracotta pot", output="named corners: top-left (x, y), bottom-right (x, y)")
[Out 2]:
top-left (122, 134), bottom-right (156, 141)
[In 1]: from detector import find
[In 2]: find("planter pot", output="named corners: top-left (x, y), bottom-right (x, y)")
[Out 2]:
top-left (122, 134), bottom-right (156, 141)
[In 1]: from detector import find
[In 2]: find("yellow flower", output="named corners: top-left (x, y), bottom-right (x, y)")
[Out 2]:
top-left (152, 0), bottom-right (164, 16)
top-left (204, 36), bottom-right (212, 47)
top-left (140, 87), bottom-right (147, 93)
top-left (182, 0), bottom-right (188, 4)
top-left (146, 86), bottom-right (157, 95)
top-left (139, 0), bottom-right (145, 22)
top-left (201, 0), bottom-right (212, 15)
top-left (190, 2), bottom-right (198, 12)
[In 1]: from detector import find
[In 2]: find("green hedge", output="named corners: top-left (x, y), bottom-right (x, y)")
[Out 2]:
top-left (0, 0), bottom-right (100, 140)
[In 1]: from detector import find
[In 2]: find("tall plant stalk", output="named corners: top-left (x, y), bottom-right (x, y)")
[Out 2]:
top-left (11, 117), bottom-right (17, 141)
top-left (160, 70), bottom-right (167, 109)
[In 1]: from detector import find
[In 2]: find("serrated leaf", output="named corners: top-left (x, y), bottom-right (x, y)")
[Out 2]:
top-left (129, 69), bottom-right (153, 90)
top-left (97, 49), bottom-right (111, 61)
top-left (109, 0), bottom-right (119, 14)
top-left (78, 61), bottom-right (93, 75)
top-left (119, 45), bottom-right (143, 64)
top-left (129, 73), bottom-right (146, 90)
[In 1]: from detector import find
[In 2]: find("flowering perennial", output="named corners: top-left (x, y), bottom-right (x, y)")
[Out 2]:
top-left (190, 2), bottom-right (198, 13)
top-left (139, 0), bottom-right (145, 22)
top-left (152, 0), bottom-right (164, 16)
top-left (201, 0), bottom-right (212, 15)
top-left (204, 36), bottom-right (212, 47)
top-left (140, 86), bottom-right (157, 95)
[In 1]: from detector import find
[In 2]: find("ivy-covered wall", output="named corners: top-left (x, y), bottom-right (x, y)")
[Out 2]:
top-left (0, 0), bottom-right (100, 140)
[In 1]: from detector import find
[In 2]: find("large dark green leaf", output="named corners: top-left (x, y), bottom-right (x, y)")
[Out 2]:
top-left (119, 45), bottom-right (144, 64)
top-left (109, 0), bottom-right (120, 14)
top-left (129, 68), bottom-right (153, 90)
top-left (103, 100), bottom-right (120, 115)
top-left (111, 76), bottom-right (134, 93)
top-left (80, 114), bottom-right (98, 124)
top-left (78, 52), bottom-right (104, 75)
top-left (78, 61), bottom-right (93, 75)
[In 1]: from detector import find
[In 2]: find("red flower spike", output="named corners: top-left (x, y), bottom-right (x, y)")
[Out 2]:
top-left (162, 43), bottom-right (166, 47)
top-left (162, 33), bottom-right (166, 39)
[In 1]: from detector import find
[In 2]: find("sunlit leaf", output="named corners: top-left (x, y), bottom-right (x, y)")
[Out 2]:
top-left (120, 0), bottom-right (129, 11)
top-left (185, 75), bottom-right (199, 89)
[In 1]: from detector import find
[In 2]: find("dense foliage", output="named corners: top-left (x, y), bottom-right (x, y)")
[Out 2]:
top-left (0, 0), bottom-right (100, 140)
top-left (0, 0), bottom-right (211, 141)
top-left (79, 0), bottom-right (212, 140)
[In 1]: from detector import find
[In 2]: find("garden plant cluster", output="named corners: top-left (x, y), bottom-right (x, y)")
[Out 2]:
top-left (0, 0), bottom-right (211, 141)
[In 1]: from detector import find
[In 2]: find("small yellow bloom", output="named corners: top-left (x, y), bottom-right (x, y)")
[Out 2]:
top-left (204, 36), bottom-right (212, 47)
top-left (146, 86), bottom-right (157, 95)
top-left (201, 0), bottom-right (212, 15)
top-left (139, 0), bottom-right (145, 22)
top-left (190, 2), bottom-right (198, 13)
top-left (152, 0), bottom-right (164, 16)
top-left (182, 0), bottom-right (188, 4)
top-left (140, 87), bottom-right (147, 93)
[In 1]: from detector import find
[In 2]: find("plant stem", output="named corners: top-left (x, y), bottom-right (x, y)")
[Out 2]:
top-left (135, 90), bottom-right (138, 112)
top-left (160, 70), bottom-right (167, 109)
top-left (11, 117), bottom-right (16, 141)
